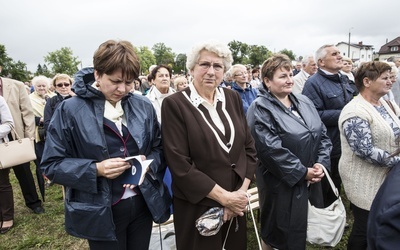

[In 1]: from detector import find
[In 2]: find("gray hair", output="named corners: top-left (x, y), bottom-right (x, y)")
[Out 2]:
top-left (302, 55), bottom-right (315, 67)
top-left (186, 40), bottom-right (233, 73)
top-left (315, 44), bottom-right (335, 66)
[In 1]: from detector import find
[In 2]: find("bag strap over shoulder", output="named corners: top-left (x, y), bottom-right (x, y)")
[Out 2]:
top-left (320, 165), bottom-right (339, 198)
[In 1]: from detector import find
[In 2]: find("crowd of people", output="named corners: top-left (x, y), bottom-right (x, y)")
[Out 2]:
top-left (1, 40), bottom-right (400, 250)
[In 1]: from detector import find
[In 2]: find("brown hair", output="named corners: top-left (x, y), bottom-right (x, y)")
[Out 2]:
top-left (354, 61), bottom-right (391, 92)
top-left (261, 54), bottom-right (292, 82)
top-left (93, 40), bottom-right (140, 81)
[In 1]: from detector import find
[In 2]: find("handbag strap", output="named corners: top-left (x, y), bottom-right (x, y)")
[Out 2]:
top-left (247, 193), bottom-right (262, 250)
top-left (320, 165), bottom-right (339, 198)
top-left (8, 124), bottom-right (22, 141)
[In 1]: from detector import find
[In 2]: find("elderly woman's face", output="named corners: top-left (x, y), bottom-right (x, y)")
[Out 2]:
top-left (35, 81), bottom-right (48, 97)
top-left (367, 70), bottom-right (392, 97)
top-left (55, 78), bottom-right (71, 96)
top-left (154, 67), bottom-right (171, 92)
top-left (390, 71), bottom-right (398, 84)
top-left (191, 50), bottom-right (224, 92)
top-left (233, 66), bottom-right (249, 85)
top-left (342, 61), bottom-right (353, 73)
top-left (264, 67), bottom-right (294, 98)
top-left (95, 68), bottom-right (133, 106)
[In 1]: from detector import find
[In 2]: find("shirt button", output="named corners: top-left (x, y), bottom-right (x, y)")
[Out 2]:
top-left (119, 146), bottom-right (125, 152)
top-left (231, 164), bottom-right (236, 169)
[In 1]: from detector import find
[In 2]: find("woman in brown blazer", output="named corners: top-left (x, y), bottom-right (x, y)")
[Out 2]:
top-left (161, 41), bottom-right (258, 250)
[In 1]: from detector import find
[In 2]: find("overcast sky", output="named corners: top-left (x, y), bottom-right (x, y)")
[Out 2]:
top-left (1, 0), bottom-right (399, 72)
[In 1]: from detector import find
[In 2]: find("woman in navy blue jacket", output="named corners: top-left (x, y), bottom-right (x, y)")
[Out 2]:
top-left (41, 40), bottom-right (169, 250)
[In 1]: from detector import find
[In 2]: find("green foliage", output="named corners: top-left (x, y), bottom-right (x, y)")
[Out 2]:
top-left (35, 64), bottom-right (52, 77)
top-left (0, 45), bottom-right (30, 82)
top-left (279, 48), bottom-right (297, 60)
top-left (228, 40), bottom-right (250, 64)
top-left (44, 47), bottom-right (81, 77)
top-left (247, 45), bottom-right (271, 68)
top-left (174, 53), bottom-right (187, 75)
top-left (136, 46), bottom-right (156, 75)
top-left (152, 43), bottom-right (176, 66)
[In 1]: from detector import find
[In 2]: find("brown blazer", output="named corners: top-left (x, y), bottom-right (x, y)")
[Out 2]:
top-left (1, 77), bottom-right (35, 139)
top-left (161, 86), bottom-right (257, 207)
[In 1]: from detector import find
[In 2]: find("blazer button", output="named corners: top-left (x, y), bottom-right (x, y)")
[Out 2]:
top-left (119, 146), bottom-right (125, 152)
top-left (231, 164), bottom-right (236, 169)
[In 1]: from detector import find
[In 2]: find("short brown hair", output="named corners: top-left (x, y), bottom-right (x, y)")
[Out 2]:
top-left (261, 54), bottom-right (292, 81)
top-left (93, 40), bottom-right (140, 81)
top-left (355, 61), bottom-right (391, 92)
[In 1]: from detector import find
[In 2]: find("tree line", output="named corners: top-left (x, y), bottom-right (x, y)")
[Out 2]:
top-left (0, 41), bottom-right (297, 82)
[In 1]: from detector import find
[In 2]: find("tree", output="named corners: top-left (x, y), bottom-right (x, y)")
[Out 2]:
top-left (44, 47), bottom-right (81, 76)
top-left (279, 49), bottom-right (296, 61)
top-left (36, 64), bottom-right (52, 77)
top-left (228, 40), bottom-right (249, 64)
top-left (136, 46), bottom-right (156, 75)
top-left (152, 43), bottom-right (175, 66)
top-left (247, 45), bottom-right (271, 68)
top-left (0, 44), bottom-right (29, 81)
top-left (174, 53), bottom-right (187, 75)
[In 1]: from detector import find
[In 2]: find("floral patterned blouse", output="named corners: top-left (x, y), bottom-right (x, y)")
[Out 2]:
top-left (343, 105), bottom-right (400, 167)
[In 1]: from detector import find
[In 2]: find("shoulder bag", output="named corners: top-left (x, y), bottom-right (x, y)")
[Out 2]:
top-left (306, 165), bottom-right (346, 247)
top-left (0, 125), bottom-right (36, 169)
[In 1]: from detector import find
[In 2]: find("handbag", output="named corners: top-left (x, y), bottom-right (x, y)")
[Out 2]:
top-left (0, 125), bottom-right (36, 169)
top-left (306, 165), bottom-right (346, 247)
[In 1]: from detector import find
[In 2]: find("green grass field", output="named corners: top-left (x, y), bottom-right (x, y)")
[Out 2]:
top-left (2, 164), bottom-right (352, 249)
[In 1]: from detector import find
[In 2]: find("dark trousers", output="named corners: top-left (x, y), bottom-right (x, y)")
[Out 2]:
top-left (348, 203), bottom-right (369, 250)
top-left (322, 157), bottom-right (342, 207)
top-left (88, 195), bottom-right (153, 250)
top-left (12, 162), bottom-right (42, 210)
top-left (0, 168), bottom-right (14, 221)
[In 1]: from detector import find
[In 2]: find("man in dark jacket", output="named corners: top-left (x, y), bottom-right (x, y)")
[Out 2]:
top-left (302, 44), bottom-right (355, 206)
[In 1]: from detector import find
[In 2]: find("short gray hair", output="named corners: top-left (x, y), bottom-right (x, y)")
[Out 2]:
top-left (186, 40), bottom-right (233, 73)
top-left (302, 55), bottom-right (315, 67)
top-left (315, 44), bottom-right (335, 65)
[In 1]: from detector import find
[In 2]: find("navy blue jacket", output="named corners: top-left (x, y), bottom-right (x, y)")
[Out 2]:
top-left (41, 67), bottom-right (165, 241)
top-left (231, 82), bottom-right (258, 114)
top-left (368, 162), bottom-right (400, 249)
top-left (302, 68), bottom-right (354, 158)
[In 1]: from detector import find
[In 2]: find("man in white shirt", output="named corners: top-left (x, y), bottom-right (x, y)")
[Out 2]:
top-left (292, 55), bottom-right (318, 94)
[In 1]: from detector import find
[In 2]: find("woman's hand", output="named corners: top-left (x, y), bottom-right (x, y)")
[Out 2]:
top-left (306, 163), bottom-right (325, 183)
top-left (223, 189), bottom-right (248, 216)
top-left (96, 158), bottom-right (131, 179)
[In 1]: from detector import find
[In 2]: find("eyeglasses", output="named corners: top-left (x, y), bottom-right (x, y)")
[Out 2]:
top-left (56, 83), bottom-right (70, 88)
top-left (234, 72), bottom-right (248, 77)
top-left (197, 62), bottom-right (224, 72)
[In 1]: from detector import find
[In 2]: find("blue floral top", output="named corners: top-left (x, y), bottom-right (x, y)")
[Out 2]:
top-left (343, 105), bottom-right (400, 167)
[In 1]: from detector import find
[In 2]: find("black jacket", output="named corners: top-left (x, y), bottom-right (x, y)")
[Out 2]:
top-left (368, 162), bottom-right (400, 249)
top-left (41, 67), bottom-right (165, 240)
top-left (302, 69), bottom-right (354, 158)
top-left (247, 86), bottom-right (332, 249)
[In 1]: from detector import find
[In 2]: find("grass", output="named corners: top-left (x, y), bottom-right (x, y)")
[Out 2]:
top-left (2, 164), bottom-right (352, 249)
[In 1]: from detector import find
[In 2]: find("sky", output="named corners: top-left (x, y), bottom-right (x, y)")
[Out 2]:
top-left (1, 0), bottom-right (399, 73)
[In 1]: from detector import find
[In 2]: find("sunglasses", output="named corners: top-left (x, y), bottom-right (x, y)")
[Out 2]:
top-left (56, 83), bottom-right (70, 88)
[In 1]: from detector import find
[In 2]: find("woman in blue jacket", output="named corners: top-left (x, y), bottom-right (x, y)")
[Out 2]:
top-left (41, 40), bottom-right (169, 250)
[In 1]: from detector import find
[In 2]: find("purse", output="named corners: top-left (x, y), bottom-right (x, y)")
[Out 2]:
top-left (0, 125), bottom-right (36, 169)
top-left (306, 165), bottom-right (346, 247)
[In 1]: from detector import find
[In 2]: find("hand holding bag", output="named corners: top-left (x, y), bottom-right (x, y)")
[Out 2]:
top-left (306, 165), bottom-right (346, 247)
top-left (0, 125), bottom-right (36, 169)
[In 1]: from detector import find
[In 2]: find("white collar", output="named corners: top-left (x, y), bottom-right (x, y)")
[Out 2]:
top-left (188, 83), bottom-right (225, 107)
